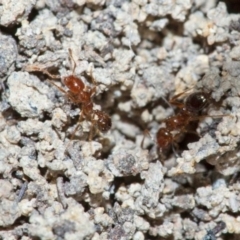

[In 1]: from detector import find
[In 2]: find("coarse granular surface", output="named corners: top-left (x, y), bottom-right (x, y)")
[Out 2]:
top-left (1, 0), bottom-right (240, 240)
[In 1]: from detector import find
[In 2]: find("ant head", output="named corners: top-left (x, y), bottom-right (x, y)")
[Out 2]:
top-left (64, 75), bottom-right (85, 94)
top-left (63, 49), bottom-right (86, 93)
top-left (185, 92), bottom-right (208, 113)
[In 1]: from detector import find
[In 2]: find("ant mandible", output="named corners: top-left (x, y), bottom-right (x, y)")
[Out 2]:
top-left (156, 89), bottom-right (222, 154)
top-left (26, 49), bottom-right (111, 138)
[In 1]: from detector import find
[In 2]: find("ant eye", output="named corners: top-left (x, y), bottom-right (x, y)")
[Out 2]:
top-left (186, 92), bottom-right (207, 112)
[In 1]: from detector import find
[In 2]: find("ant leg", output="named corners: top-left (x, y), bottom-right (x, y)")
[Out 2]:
top-left (47, 80), bottom-right (68, 94)
top-left (71, 110), bottom-right (85, 140)
top-left (141, 129), bottom-right (152, 148)
top-left (158, 148), bottom-right (166, 163)
top-left (41, 69), bottom-right (60, 80)
top-left (25, 64), bottom-right (60, 79)
top-left (88, 65), bottom-right (97, 86)
top-left (70, 123), bottom-right (83, 141)
top-left (88, 66), bottom-right (98, 96)
top-left (90, 86), bottom-right (97, 98)
top-left (181, 128), bottom-right (201, 138)
top-left (24, 64), bottom-right (78, 103)
top-left (25, 64), bottom-right (75, 101)
top-left (169, 87), bottom-right (195, 108)
top-left (171, 142), bottom-right (180, 158)
top-left (64, 124), bottom-right (83, 154)
top-left (190, 114), bottom-right (232, 121)
top-left (89, 110), bottom-right (101, 141)
top-left (87, 112), bottom-right (99, 155)
top-left (56, 177), bottom-right (68, 209)
top-left (161, 96), bottom-right (174, 109)
top-left (89, 118), bottom-right (95, 142)
top-left (64, 111), bottom-right (84, 154)
top-left (85, 67), bottom-right (98, 99)
top-left (68, 49), bottom-right (77, 75)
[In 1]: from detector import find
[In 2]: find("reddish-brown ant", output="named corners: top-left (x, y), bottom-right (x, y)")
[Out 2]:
top-left (60, 50), bottom-right (111, 134)
top-left (154, 89), bottom-right (228, 155)
top-left (26, 49), bottom-right (111, 140)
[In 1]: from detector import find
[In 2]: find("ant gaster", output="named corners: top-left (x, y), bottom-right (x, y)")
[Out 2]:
top-left (156, 90), bottom-right (212, 153)
top-left (26, 49), bottom-right (111, 137)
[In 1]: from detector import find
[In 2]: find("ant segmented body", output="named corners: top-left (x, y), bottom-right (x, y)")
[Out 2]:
top-left (26, 49), bottom-right (111, 140)
top-left (61, 53), bottom-right (112, 134)
top-left (156, 90), bottom-right (212, 153)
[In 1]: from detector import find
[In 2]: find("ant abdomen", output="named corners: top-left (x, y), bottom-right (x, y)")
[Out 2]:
top-left (94, 110), bottom-right (112, 132)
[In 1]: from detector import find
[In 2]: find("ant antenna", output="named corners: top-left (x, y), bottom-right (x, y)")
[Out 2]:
top-left (161, 95), bottom-right (174, 110)
top-left (24, 64), bottom-right (60, 80)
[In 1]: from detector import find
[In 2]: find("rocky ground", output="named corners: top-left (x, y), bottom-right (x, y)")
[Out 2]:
top-left (0, 0), bottom-right (240, 239)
